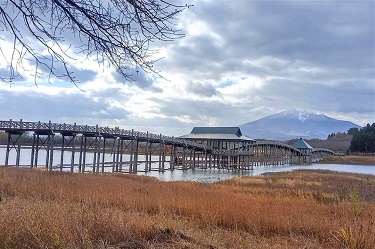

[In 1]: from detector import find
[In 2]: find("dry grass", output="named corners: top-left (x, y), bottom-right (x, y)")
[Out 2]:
top-left (0, 167), bottom-right (374, 248)
top-left (319, 155), bottom-right (375, 165)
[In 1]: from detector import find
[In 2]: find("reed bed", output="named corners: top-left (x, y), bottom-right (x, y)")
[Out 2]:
top-left (0, 167), bottom-right (374, 248)
top-left (318, 155), bottom-right (375, 165)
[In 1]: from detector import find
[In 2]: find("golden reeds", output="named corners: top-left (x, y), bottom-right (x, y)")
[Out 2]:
top-left (0, 167), bottom-right (374, 248)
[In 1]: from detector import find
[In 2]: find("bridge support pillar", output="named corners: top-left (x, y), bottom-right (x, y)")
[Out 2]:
top-left (30, 132), bottom-right (54, 170)
top-left (195, 150), bottom-right (197, 169)
top-left (119, 138), bottom-right (124, 172)
top-left (171, 145), bottom-right (176, 171)
top-left (158, 142), bottom-right (163, 172)
top-left (4, 131), bottom-right (24, 167)
top-left (144, 139), bottom-right (149, 173)
top-left (101, 137), bottom-right (106, 173)
top-left (182, 146), bottom-right (187, 170)
top-left (133, 139), bottom-right (139, 173)
top-left (59, 133), bottom-right (77, 172)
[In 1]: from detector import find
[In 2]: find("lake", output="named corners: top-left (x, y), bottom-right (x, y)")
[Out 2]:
top-left (140, 163), bottom-right (375, 182)
top-left (0, 146), bottom-right (373, 182)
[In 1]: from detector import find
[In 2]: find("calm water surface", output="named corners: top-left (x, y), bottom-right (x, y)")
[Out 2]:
top-left (1, 146), bottom-right (374, 182)
top-left (142, 164), bottom-right (375, 182)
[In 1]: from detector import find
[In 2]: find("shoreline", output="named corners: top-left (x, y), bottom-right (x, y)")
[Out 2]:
top-left (317, 155), bottom-right (375, 166)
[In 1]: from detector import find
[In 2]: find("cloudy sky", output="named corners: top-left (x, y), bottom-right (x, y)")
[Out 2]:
top-left (0, 0), bottom-right (374, 136)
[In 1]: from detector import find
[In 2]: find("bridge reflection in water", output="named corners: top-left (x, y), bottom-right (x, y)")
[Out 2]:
top-left (0, 120), bottom-right (337, 173)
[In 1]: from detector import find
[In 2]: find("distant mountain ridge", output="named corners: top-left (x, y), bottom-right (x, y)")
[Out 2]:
top-left (239, 110), bottom-right (361, 140)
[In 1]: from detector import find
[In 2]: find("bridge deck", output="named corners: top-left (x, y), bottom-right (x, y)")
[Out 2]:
top-left (0, 120), bottom-right (336, 173)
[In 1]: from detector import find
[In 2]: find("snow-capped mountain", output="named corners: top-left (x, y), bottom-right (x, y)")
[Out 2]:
top-left (239, 110), bottom-right (361, 140)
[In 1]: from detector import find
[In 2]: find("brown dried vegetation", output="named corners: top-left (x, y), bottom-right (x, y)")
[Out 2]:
top-left (0, 167), bottom-right (374, 248)
top-left (319, 155), bottom-right (375, 166)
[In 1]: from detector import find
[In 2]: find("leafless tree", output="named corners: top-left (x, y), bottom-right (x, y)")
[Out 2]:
top-left (0, 0), bottom-right (191, 85)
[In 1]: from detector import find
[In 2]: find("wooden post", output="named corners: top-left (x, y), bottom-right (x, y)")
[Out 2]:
top-left (112, 138), bottom-right (117, 173)
top-left (148, 142), bottom-right (152, 171)
top-left (114, 137), bottom-right (120, 172)
top-left (16, 137), bottom-right (21, 167)
top-left (172, 145), bottom-right (176, 171)
top-left (92, 138), bottom-right (98, 173)
top-left (208, 153), bottom-right (211, 169)
top-left (161, 143), bottom-right (165, 172)
top-left (169, 144), bottom-right (174, 170)
top-left (101, 137), bottom-right (106, 173)
top-left (60, 135), bottom-right (65, 171)
top-left (71, 135), bottom-right (76, 173)
top-left (129, 130), bottom-right (134, 173)
top-left (119, 139), bottom-right (124, 172)
top-left (78, 134), bottom-right (86, 173)
top-left (92, 151), bottom-right (97, 173)
top-left (30, 133), bottom-right (36, 168)
top-left (48, 134), bottom-right (54, 171)
top-left (134, 139), bottom-right (139, 173)
top-left (96, 138), bottom-right (101, 173)
top-left (81, 136), bottom-right (88, 173)
top-left (145, 133), bottom-right (149, 172)
top-left (4, 132), bottom-right (11, 166)
top-left (3, 132), bottom-right (23, 167)
top-left (187, 149), bottom-right (191, 169)
top-left (45, 135), bottom-right (50, 170)
top-left (78, 135), bottom-right (82, 173)
top-left (197, 149), bottom-right (201, 168)
top-left (182, 146), bottom-right (186, 170)
top-left (158, 134), bottom-right (163, 172)
top-left (35, 134), bottom-right (39, 167)
top-left (205, 150), bottom-right (208, 169)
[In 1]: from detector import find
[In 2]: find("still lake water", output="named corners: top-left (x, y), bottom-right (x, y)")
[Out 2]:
top-left (141, 163), bottom-right (375, 182)
top-left (0, 147), bottom-right (374, 182)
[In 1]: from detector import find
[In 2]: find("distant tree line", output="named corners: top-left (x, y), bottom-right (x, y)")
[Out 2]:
top-left (327, 132), bottom-right (347, 139)
top-left (0, 131), bottom-right (33, 145)
top-left (349, 123), bottom-right (375, 153)
top-left (0, 132), bottom-right (76, 146)
top-left (0, 131), bottom-right (126, 148)
top-left (289, 132), bottom-right (352, 154)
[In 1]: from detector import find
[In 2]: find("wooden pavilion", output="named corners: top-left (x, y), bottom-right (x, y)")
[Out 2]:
top-left (179, 127), bottom-right (255, 169)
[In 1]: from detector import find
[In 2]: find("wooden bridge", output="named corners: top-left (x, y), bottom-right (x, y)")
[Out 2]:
top-left (253, 140), bottom-right (336, 166)
top-left (0, 119), bottom-right (337, 173)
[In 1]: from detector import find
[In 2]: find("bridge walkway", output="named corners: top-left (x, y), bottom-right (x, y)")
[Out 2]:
top-left (0, 120), bottom-right (336, 173)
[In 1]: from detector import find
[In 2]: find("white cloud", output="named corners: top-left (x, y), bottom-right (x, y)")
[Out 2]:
top-left (0, 0), bottom-right (374, 136)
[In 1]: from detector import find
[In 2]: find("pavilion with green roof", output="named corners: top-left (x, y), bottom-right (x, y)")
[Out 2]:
top-left (292, 138), bottom-right (313, 163)
top-left (179, 127), bottom-right (255, 169)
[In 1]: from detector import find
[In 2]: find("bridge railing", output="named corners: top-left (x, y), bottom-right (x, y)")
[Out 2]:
top-left (1, 120), bottom-right (340, 157)
top-left (255, 140), bottom-right (302, 154)
top-left (312, 148), bottom-right (337, 155)
top-left (0, 119), bottom-right (207, 151)
top-left (212, 150), bottom-right (253, 156)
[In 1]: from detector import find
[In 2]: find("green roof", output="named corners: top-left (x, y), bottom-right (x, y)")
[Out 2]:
top-left (292, 138), bottom-right (313, 149)
top-left (191, 127), bottom-right (242, 136)
top-left (179, 127), bottom-right (255, 142)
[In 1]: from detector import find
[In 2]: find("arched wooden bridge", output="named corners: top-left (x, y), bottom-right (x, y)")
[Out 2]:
top-left (0, 120), bottom-right (337, 173)
top-left (253, 140), bottom-right (336, 165)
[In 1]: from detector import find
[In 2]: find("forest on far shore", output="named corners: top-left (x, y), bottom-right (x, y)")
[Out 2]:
top-left (286, 132), bottom-right (352, 154)
top-left (348, 123), bottom-right (375, 153)
top-left (286, 123), bottom-right (375, 154)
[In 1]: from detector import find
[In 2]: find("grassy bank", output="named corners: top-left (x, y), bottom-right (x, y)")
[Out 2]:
top-left (318, 155), bottom-right (375, 166)
top-left (0, 167), bottom-right (374, 248)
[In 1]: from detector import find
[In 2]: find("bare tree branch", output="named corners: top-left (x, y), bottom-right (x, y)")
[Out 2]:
top-left (0, 0), bottom-right (191, 85)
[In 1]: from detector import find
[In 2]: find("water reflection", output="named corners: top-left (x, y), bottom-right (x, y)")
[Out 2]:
top-left (141, 164), bottom-right (375, 183)
top-left (0, 147), bottom-right (373, 183)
